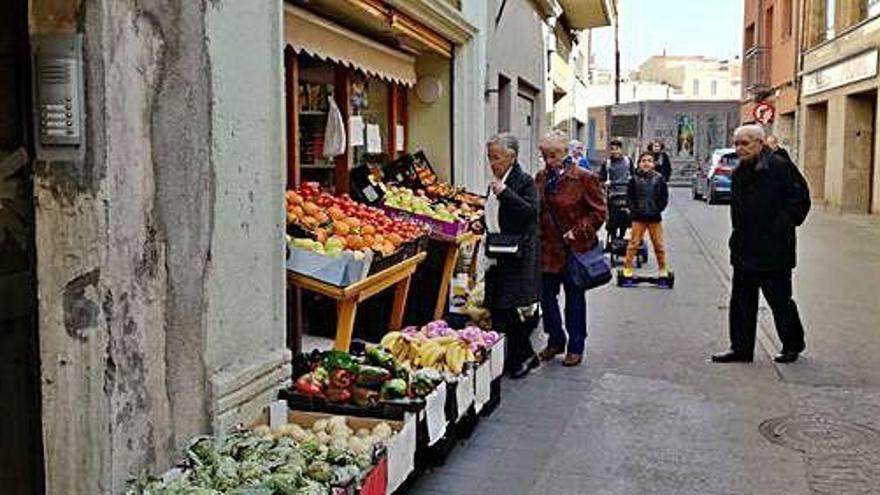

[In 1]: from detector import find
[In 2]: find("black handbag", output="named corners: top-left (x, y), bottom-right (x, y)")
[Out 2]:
top-left (485, 233), bottom-right (523, 258)
top-left (547, 202), bottom-right (612, 290)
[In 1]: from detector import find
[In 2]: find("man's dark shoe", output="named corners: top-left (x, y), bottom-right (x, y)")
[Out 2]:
top-left (509, 355), bottom-right (540, 379)
top-left (774, 350), bottom-right (801, 363)
top-left (711, 350), bottom-right (753, 363)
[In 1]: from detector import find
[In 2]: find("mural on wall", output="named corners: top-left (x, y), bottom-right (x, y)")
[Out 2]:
top-left (676, 115), bottom-right (695, 157)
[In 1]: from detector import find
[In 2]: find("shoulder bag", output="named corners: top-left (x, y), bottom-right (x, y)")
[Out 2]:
top-left (547, 196), bottom-right (612, 290)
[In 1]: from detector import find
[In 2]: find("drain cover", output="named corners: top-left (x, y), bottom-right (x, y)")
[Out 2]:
top-left (759, 415), bottom-right (880, 454)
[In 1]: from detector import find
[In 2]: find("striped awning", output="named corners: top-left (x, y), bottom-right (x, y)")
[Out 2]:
top-left (284, 5), bottom-right (418, 86)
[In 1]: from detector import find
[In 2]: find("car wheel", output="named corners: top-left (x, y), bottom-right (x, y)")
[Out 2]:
top-left (708, 188), bottom-right (717, 205)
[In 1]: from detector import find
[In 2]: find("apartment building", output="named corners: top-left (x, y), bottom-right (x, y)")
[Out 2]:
top-left (799, 0), bottom-right (880, 214)
top-left (741, 0), bottom-right (800, 151)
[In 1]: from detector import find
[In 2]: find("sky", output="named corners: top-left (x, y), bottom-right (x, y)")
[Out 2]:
top-left (589, 0), bottom-right (744, 71)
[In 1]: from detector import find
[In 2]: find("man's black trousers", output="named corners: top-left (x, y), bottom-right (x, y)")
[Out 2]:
top-left (729, 268), bottom-right (805, 356)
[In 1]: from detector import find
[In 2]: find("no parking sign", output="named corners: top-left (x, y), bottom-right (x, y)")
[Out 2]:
top-left (752, 101), bottom-right (776, 125)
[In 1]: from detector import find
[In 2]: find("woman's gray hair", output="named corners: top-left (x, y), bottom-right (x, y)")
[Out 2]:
top-left (734, 124), bottom-right (765, 141)
top-left (487, 132), bottom-right (519, 158)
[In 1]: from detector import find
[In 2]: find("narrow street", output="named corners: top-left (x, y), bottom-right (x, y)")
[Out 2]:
top-left (409, 189), bottom-right (880, 495)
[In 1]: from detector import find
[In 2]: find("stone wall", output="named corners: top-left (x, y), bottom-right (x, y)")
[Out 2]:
top-left (30, 0), bottom-right (288, 492)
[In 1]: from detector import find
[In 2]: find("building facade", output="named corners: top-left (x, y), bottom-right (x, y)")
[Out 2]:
top-left (636, 55), bottom-right (743, 101)
top-left (741, 0), bottom-right (800, 153)
top-left (799, 0), bottom-right (880, 214)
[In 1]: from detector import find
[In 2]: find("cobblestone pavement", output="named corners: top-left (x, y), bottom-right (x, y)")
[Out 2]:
top-left (408, 189), bottom-right (880, 495)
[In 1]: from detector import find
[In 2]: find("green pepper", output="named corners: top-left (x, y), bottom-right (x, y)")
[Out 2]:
top-left (356, 366), bottom-right (391, 388)
top-left (380, 378), bottom-right (408, 400)
top-left (321, 350), bottom-right (358, 373)
top-left (311, 366), bottom-right (330, 386)
top-left (366, 346), bottom-right (395, 369)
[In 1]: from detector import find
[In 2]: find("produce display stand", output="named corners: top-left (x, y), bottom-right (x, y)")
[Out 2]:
top-left (432, 233), bottom-right (478, 320)
top-left (288, 251), bottom-right (427, 351)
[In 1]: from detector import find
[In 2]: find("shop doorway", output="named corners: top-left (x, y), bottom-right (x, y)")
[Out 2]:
top-left (843, 90), bottom-right (877, 213)
top-left (516, 92), bottom-right (535, 173)
top-left (804, 102), bottom-right (828, 201)
top-left (0, 0), bottom-right (44, 492)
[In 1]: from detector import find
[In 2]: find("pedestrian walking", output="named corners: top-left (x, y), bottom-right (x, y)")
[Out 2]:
top-left (536, 131), bottom-right (607, 367)
top-left (712, 125), bottom-right (811, 364)
top-left (483, 133), bottom-right (542, 379)
top-left (622, 151), bottom-right (670, 279)
top-left (650, 139), bottom-right (673, 183)
top-left (566, 139), bottom-right (590, 170)
top-left (596, 139), bottom-right (634, 240)
top-left (765, 134), bottom-right (792, 162)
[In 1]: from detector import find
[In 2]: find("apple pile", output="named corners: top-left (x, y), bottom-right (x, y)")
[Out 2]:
top-left (383, 186), bottom-right (461, 223)
top-left (286, 182), bottom-right (425, 257)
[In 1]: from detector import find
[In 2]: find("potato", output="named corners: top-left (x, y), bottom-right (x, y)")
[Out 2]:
top-left (356, 428), bottom-right (371, 438)
top-left (313, 419), bottom-right (330, 433)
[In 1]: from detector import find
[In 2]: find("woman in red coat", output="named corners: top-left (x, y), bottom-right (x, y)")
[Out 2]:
top-left (536, 132), bottom-right (607, 367)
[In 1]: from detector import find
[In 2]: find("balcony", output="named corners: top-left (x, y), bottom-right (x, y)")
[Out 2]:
top-left (743, 45), bottom-right (771, 98)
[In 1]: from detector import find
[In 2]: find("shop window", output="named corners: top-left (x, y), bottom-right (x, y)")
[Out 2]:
top-left (351, 73), bottom-right (389, 168)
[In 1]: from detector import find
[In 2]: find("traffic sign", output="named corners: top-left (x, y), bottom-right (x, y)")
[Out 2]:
top-left (753, 101), bottom-right (776, 125)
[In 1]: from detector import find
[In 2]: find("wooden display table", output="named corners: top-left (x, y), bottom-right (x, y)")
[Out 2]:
top-left (432, 234), bottom-right (478, 320)
top-left (288, 252), bottom-right (427, 351)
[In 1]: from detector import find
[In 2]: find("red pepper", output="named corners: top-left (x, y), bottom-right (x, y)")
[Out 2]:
top-left (295, 374), bottom-right (324, 396)
top-left (329, 369), bottom-right (355, 389)
top-left (325, 387), bottom-right (353, 403)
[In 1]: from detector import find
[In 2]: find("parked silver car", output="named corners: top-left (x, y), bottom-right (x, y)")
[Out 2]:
top-left (692, 148), bottom-right (739, 204)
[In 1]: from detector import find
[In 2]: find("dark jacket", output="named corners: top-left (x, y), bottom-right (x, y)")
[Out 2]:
top-left (484, 163), bottom-right (540, 310)
top-left (653, 151), bottom-right (673, 183)
top-left (729, 147), bottom-right (811, 272)
top-left (536, 166), bottom-right (607, 274)
top-left (627, 168), bottom-right (669, 222)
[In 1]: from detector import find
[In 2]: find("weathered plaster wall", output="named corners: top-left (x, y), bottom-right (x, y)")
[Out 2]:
top-left (31, 0), bottom-right (287, 492)
top-left (408, 53), bottom-right (452, 182)
top-left (453, 0), bottom-right (489, 193)
top-left (204, 0), bottom-right (290, 433)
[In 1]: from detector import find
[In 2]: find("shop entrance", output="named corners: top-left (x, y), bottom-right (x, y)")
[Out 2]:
top-left (0, 0), bottom-right (44, 492)
top-left (843, 90), bottom-right (877, 213)
top-left (804, 102), bottom-right (828, 201)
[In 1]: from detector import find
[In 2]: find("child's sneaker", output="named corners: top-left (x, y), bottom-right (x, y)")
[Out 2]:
top-left (623, 267), bottom-right (635, 278)
top-left (658, 268), bottom-right (669, 278)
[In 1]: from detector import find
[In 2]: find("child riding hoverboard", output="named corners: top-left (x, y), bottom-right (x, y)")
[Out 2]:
top-left (617, 151), bottom-right (674, 289)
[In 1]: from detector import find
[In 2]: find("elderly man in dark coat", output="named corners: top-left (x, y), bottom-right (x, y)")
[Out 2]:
top-left (483, 132), bottom-right (541, 379)
top-left (712, 125), bottom-right (811, 364)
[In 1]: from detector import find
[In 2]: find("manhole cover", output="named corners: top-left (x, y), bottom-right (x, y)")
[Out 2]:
top-left (759, 415), bottom-right (880, 454)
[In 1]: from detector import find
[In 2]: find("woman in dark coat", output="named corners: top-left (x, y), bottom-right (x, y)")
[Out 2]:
top-left (651, 139), bottom-right (673, 183)
top-left (483, 133), bottom-right (541, 379)
top-left (536, 131), bottom-right (606, 367)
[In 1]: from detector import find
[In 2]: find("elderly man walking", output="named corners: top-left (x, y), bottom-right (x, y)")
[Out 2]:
top-left (712, 125), bottom-right (812, 364)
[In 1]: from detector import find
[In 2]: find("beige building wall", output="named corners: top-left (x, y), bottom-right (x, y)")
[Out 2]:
top-left (408, 54), bottom-right (453, 182)
top-left (799, 14), bottom-right (880, 214)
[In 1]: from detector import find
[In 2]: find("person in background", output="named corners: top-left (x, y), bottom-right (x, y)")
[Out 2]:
top-left (651, 140), bottom-right (673, 183)
top-left (622, 151), bottom-right (669, 278)
top-left (712, 125), bottom-right (811, 364)
top-left (765, 134), bottom-right (792, 162)
top-left (483, 133), bottom-right (541, 379)
top-left (536, 131), bottom-right (606, 367)
top-left (566, 139), bottom-right (590, 170)
top-left (596, 139), bottom-right (634, 240)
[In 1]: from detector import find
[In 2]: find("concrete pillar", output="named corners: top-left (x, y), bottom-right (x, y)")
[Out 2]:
top-left (842, 91), bottom-right (877, 212)
top-left (825, 95), bottom-right (847, 209)
top-left (31, 0), bottom-right (288, 492)
top-left (802, 103), bottom-right (829, 200)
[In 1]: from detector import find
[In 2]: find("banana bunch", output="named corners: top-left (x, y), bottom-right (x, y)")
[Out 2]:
top-left (380, 332), bottom-right (476, 375)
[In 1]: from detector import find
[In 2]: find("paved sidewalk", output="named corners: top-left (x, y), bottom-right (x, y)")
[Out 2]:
top-left (408, 190), bottom-right (880, 495)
